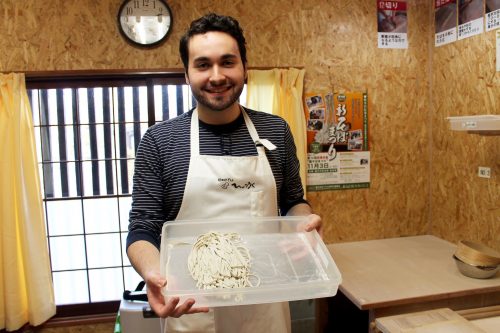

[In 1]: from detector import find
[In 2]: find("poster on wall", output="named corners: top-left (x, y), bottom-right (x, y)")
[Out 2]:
top-left (303, 92), bottom-right (370, 191)
top-left (377, 0), bottom-right (408, 49)
top-left (486, 0), bottom-right (500, 31)
top-left (458, 0), bottom-right (484, 40)
top-left (435, 0), bottom-right (458, 47)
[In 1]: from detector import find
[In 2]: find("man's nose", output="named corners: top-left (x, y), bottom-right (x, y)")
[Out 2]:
top-left (209, 66), bottom-right (226, 85)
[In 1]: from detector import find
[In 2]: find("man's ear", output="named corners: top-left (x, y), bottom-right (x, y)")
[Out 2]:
top-left (185, 72), bottom-right (190, 85)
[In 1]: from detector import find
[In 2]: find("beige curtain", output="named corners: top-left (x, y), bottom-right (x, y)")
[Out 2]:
top-left (0, 73), bottom-right (56, 331)
top-left (246, 68), bottom-right (308, 197)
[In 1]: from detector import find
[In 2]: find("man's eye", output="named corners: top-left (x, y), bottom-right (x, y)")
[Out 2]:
top-left (223, 61), bottom-right (235, 66)
top-left (196, 63), bottom-right (209, 69)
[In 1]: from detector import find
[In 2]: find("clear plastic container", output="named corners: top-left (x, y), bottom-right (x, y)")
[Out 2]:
top-left (159, 216), bottom-right (342, 307)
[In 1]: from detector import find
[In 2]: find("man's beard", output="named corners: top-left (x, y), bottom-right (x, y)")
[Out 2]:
top-left (192, 84), bottom-right (244, 112)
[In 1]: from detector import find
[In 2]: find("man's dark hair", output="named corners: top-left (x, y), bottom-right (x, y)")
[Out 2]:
top-left (179, 13), bottom-right (247, 71)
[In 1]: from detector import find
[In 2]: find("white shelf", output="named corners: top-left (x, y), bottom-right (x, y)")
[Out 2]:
top-left (447, 115), bottom-right (500, 135)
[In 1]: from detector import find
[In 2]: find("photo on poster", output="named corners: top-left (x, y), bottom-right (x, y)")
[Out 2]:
top-left (377, 9), bottom-right (408, 33)
top-left (305, 95), bottom-right (324, 110)
top-left (309, 108), bottom-right (325, 120)
top-left (348, 139), bottom-right (364, 151)
top-left (459, 0), bottom-right (484, 24)
top-left (307, 119), bottom-right (324, 131)
top-left (458, 0), bottom-right (484, 39)
top-left (485, 0), bottom-right (500, 31)
top-left (486, 0), bottom-right (500, 12)
top-left (350, 129), bottom-right (363, 140)
top-left (436, 2), bottom-right (457, 33)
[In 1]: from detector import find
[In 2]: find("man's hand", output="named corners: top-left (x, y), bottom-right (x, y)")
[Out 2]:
top-left (145, 270), bottom-right (209, 318)
top-left (286, 203), bottom-right (323, 238)
top-left (128, 240), bottom-right (209, 318)
top-left (279, 213), bottom-right (323, 261)
top-left (301, 213), bottom-right (323, 237)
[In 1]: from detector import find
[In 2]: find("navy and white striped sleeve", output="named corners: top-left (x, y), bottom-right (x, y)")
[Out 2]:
top-left (279, 121), bottom-right (308, 214)
top-left (127, 127), bottom-right (166, 249)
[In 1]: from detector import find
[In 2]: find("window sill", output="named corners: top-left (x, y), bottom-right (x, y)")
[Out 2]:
top-left (1, 313), bottom-right (116, 333)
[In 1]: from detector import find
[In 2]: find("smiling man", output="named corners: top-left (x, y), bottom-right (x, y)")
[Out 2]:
top-left (126, 13), bottom-right (322, 333)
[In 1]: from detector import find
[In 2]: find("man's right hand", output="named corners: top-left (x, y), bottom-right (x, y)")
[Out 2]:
top-left (145, 270), bottom-right (210, 318)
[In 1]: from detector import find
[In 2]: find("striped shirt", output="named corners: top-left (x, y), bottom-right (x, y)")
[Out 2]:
top-left (127, 107), bottom-right (307, 249)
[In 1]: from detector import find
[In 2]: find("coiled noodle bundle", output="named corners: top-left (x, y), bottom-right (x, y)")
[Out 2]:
top-left (187, 231), bottom-right (259, 290)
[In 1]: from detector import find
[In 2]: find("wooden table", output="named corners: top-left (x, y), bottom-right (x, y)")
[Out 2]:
top-left (375, 308), bottom-right (486, 333)
top-left (325, 235), bottom-right (500, 332)
top-left (471, 315), bottom-right (500, 333)
top-left (373, 306), bottom-right (500, 333)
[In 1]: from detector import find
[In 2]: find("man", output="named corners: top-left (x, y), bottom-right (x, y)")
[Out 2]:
top-left (127, 13), bottom-right (322, 333)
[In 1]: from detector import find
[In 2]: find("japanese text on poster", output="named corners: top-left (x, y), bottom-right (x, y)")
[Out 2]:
top-left (458, 0), bottom-right (484, 40)
top-left (486, 0), bottom-right (500, 31)
top-left (377, 0), bottom-right (408, 49)
top-left (435, 0), bottom-right (458, 47)
top-left (303, 92), bottom-right (370, 191)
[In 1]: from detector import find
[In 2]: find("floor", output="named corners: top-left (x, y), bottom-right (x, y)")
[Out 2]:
top-left (18, 323), bottom-right (115, 333)
top-left (17, 299), bottom-right (316, 333)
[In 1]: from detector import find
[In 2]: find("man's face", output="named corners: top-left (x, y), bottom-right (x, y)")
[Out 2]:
top-left (185, 31), bottom-right (246, 113)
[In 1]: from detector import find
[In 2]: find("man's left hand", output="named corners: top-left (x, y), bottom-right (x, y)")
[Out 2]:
top-left (301, 213), bottom-right (323, 237)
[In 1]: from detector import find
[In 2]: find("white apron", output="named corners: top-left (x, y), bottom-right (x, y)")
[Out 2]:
top-left (164, 108), bottom-right (290, 333)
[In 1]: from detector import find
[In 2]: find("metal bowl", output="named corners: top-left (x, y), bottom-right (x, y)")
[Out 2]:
top-left (453, 255), bottom-right (499, 279)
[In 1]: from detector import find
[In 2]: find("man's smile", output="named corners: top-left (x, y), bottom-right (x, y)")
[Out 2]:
top-left (205, 85), bottom-right (232, 94)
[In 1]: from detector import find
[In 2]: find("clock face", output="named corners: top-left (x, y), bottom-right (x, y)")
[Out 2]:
top-left (118, 0), bottom-right (172, 47)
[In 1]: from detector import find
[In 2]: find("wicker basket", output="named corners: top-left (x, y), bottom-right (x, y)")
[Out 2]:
top-left (455, 240), bottom-right (500, 267)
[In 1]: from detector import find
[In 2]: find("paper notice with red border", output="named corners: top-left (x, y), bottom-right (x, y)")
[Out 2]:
top-left (377, 0), bottom-right (408, 49)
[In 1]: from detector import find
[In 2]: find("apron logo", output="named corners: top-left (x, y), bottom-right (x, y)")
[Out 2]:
top-left (231, 181), bottom-right (256, 189)
top-left (218, 178), bottom-right (256, 190)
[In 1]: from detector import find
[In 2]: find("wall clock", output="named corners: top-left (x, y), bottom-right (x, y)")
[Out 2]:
top-left (118, 0), bottom-right (173, 47)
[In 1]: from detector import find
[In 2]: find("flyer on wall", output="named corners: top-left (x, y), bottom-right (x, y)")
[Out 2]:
top-left (377, 0), bottom-right (408, 49)
top-left (486, 0), bottom-right (500, 31)
top-left (435, 0), bottom-right (458, 47)
top-left (303, 91), bottom-right (370, 191)
top-left (458, 0), bottom-right (484, 40)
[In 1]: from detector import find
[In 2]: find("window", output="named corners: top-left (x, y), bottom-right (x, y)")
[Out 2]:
top-left (27, 72), bottom-right (246, 315)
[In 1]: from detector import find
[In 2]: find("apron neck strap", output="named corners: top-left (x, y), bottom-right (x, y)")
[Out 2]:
top-left (190, 107), bottom-right (262, 156)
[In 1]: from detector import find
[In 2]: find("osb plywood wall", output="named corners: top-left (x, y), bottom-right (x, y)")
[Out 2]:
top-left (431, 29), bottom-right (500, 252)
top-left (302, 1), bottom-right (432, 244)
top-left (1, 0), bottom-right (430, 243)
top-left (1, 1), bottom-right (495, 250)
